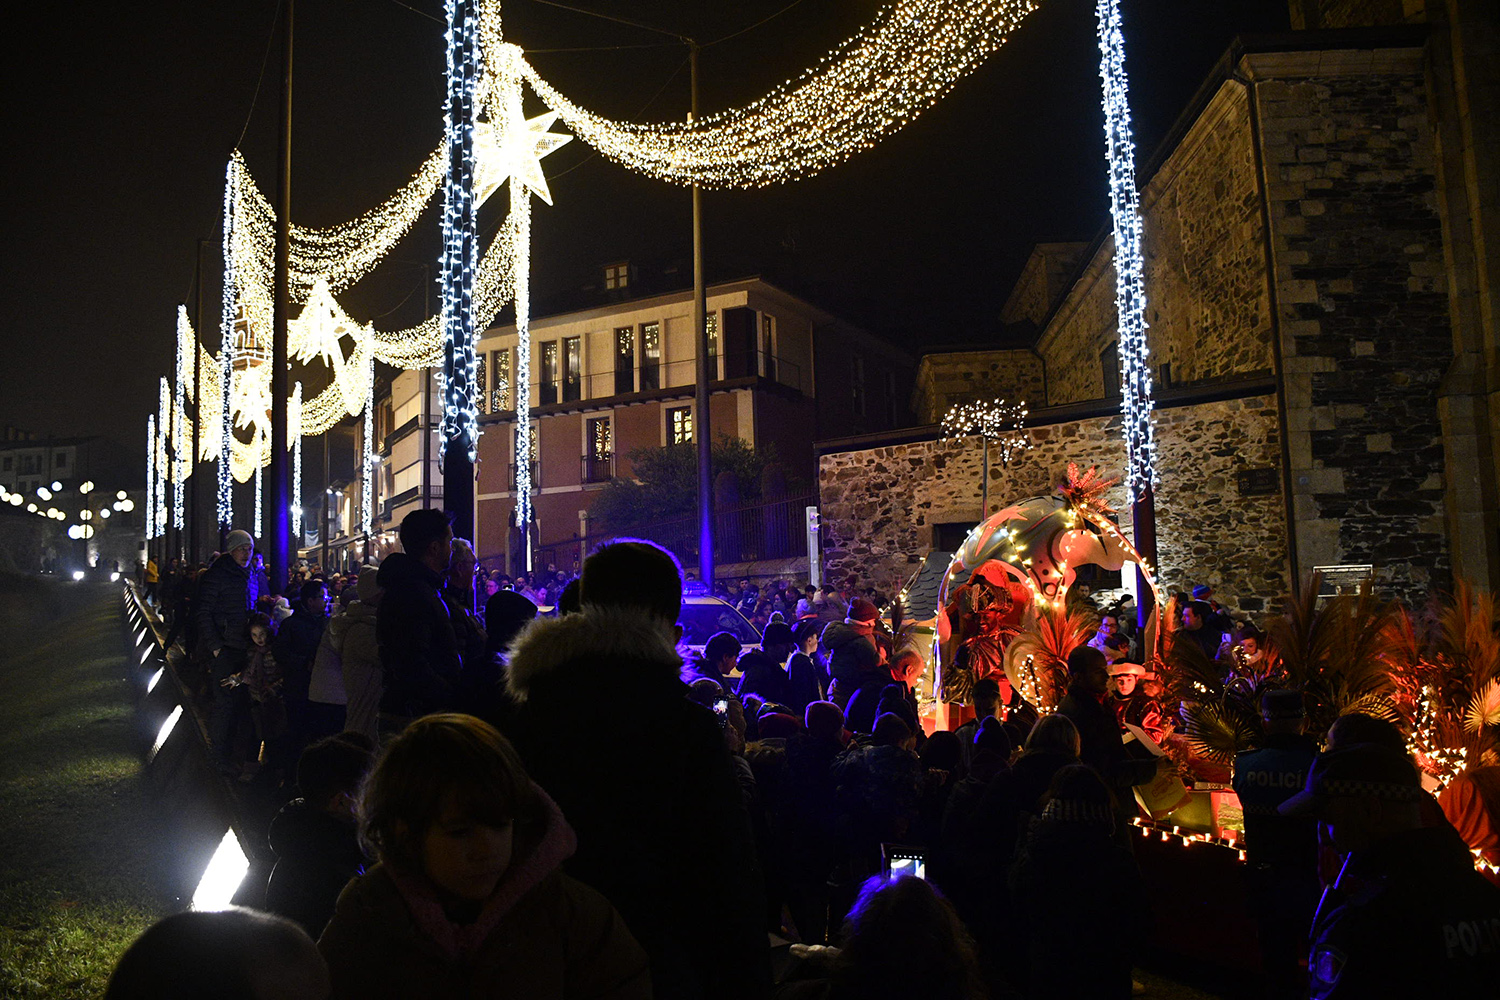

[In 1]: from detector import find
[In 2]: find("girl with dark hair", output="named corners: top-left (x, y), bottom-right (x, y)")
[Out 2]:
top-left (318, 713), bottom-right (649, 999)
top-left (776, 875), bottom-right (986, 1000)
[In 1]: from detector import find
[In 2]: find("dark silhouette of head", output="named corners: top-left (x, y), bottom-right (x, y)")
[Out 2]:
top-left (579, 538), bottom-right (682, 624)
top-left (835, 875), bottom-right (984, 1000)
top-left (105, 907), bottom-right (327, 1000)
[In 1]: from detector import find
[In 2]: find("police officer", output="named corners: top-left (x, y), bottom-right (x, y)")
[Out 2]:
top-left (1233, 690), bottom-right (1319, 999)
top-left (1279, 742), bottom-right (1500, 998)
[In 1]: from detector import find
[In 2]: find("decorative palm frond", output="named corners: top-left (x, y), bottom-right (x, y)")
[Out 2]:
top-left (1182, 700), bottom-right (1261, 765)
top-left (1465, 680), bottom-right (1500, 735)
top-left (1004, 601), bottom-right (1099, 712)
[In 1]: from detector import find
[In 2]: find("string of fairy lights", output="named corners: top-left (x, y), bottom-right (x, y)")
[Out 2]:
top-left (1096, 0), bottom-right (1157, 501)
top-left (156, 0), bottom-right (1158, 581)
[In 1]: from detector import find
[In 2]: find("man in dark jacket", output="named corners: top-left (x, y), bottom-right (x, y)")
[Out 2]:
top-left (504, 539), bottom-right (771, 999)
top-left (1280, 743), bottom-right (1500, 998)
top-left (272, 579), bottom-right (330, 751)
top-left (196, 529), bottom-right (255, 777)
top-left (375, 508), bottom-right (461, 729)
top-left (1058, 645), bottom-right (1160, 826)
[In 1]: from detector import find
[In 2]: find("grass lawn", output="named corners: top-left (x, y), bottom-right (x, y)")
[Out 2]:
top-left (0, 575), bottom-right (173, 999)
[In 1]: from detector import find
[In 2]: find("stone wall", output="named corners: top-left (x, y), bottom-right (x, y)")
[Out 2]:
top-left (1000, 242), bottom-right (1089, 327)
top-left (818, 394), bottom-right (1290, 619)
top-left (1292, 0), bottom-right (1428, 31)
top-left (1249, 49), bottom-right (1453, 603)
top-left (1037, 82), bottom-right (1274, 406)
top-left (911, 350), bottom-right (1047, 425)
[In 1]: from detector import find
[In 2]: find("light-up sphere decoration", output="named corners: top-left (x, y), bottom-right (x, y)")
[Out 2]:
top-left (933, 491), bottom-right (1162, 704)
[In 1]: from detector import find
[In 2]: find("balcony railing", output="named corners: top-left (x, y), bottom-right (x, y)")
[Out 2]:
top-left (581, 453), bottom-right (613, 484)
top-left (509, 461), bottom-right (538, 491)
top-left (482, 351), bottom-right (807, 412)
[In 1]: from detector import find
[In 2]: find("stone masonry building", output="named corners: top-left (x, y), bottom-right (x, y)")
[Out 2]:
top-left (818, 3), bottom-right (1499, 618)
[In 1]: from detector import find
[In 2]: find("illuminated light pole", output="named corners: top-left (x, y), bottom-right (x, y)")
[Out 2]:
top-left (1096, 0), bottom-right (1158, 628)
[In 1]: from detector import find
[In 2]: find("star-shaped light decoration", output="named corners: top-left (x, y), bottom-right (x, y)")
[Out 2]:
top-left (289, 277), bottom-right (360, 367)
top-left (474, 108), bottom-right (573, 207)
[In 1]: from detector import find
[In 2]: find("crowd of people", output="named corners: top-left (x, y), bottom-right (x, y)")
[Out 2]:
top-left (112, 517), bottom-right (1499, 999)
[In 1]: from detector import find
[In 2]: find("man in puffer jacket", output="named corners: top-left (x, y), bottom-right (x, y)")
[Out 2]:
top-left (820, 598), bottom-right (885, 709)
top-left (196, 529), bottom-right (255, 777)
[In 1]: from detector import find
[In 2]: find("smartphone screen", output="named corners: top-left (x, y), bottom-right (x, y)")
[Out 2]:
top-left (882, 844), bottom-right (927, 881)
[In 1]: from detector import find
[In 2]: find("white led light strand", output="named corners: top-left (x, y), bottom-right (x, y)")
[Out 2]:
top-left (158, 377), bottom-right (171, 540)
top-left (1096, 0), bottom-right (1156, 500)
top-left (253, 450), bottom-right (263, 539)
top-left (361, 353), bottom-right (374, 535)
top-left (218, 163), bottom-right (237, 530)
top-left (440, 0), bottom-right (483, 467)
top-left (173, 307), bottom-right (188, 531)
top-left (292, 382), bottom-right (303, 538)
top-left (146, 414), bottom-right (157, 541)
top-left (513, 187), bottom-right (533, 549)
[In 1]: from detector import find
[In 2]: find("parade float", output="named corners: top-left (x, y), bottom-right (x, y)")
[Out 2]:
top-left (911, 464), bottom-right (1500, 876)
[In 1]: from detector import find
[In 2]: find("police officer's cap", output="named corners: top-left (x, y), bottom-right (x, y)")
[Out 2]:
top-left (1278, 743), bottom-right (1423, 817)
top-left (1261, 689), bottom-right (1305, 720)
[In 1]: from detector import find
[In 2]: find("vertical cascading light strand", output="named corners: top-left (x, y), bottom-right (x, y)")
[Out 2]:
top-left (158, 377), bottom-right (171, 541)
top-left (440, 0), bottom-right (482, 467)
top-left (512, 185), bottom-right (532, 564)
top-left (218, 162), bottom-right (238, 532)
top-left (146, 415), bottom-right (157, 541)
top-left (1096, 0), bottom-right (1156, 504)
top-left (292, 381), bottom-right (303, 539)
top-left (362, 349), bottom-right (374, 535)
top-left (173, 307), bottom-right (188, 531)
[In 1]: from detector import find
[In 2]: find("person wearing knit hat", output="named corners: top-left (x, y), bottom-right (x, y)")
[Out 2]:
top-left (804, 700), bottom-right (848, 746)
top-left (821, 599), bottom-right (885, 709)
top-left (1280, 743), bottom-right (1500, 998)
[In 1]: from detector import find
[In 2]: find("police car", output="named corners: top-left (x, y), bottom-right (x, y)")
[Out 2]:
top-left (678, 580), bottom-right (762, 660)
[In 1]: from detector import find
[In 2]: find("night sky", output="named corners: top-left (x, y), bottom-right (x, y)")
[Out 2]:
top-left (0, 0), bottom-right (1290, 458)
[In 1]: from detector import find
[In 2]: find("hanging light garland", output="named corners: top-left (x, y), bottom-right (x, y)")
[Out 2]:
top-left (157, 377), bottom-right (171, 540)
top-left (511, 0), bottom-right (1037, 188)
top-left (361, 355), bottom-right (374, 535)
top-left (218, 163), bottom-right (238, 531)
top-left (1095, 0), bottom-right (1156, 501)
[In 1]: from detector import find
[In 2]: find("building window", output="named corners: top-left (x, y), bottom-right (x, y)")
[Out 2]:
top-left (614, 327), bottom-right (634, 395)
top-left (706, 312), bottom-right (719, 360)
top-left (475, 353), bottom-right (488, 414)
top-left (540, 341), bottom-right (559, 405)
top-left (563, 336), bottom-right (581, 402)
top-left (1101, 341), bottom-right (1121, 399)
top-left (604, 262), bottom-right (628, 291)
top-left (55, 453), bottom-right (67, 468)
top-left (584, 416), bottom-right (613, 482)
top-left (512, 424), bottom-right (539, 490)
top-left (761, 313), bottom-right (777, 381)
top-left (668, 405), bottom-right (693, 444)
top-left (885, 370), bottom-right (899, 427)
top-left (640, 322), bottom-right (661, 392)
top-left (491, 349), bottom-right (511, 412)
top-left (852, 356), bottom-right (866, 417)
top-left (1, 457), bottom-right (9, 471)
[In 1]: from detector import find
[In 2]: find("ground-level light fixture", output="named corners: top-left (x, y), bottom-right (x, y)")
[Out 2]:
top-left (146, 667), bottom-right (164, 693)
top-left (191, 830), bottom-right (251, 912)
top-left (148, 704), bottom-right (183, 762)
top-left (110, 571), bottom-right (121, 582)
top-left (71, 570), bottom-right (85, 581)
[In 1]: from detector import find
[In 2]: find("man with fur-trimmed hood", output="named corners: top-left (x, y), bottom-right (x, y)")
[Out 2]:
top-left (502, 539), bottom-right (771, 1000)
